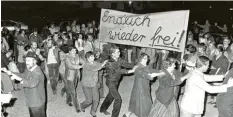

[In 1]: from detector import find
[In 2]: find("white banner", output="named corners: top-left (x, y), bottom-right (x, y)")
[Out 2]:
top-left (99, 9), bottom-right (190, 52)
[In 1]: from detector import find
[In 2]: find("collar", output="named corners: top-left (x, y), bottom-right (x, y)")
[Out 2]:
top-left (29, 65), bottom-right (37, 72)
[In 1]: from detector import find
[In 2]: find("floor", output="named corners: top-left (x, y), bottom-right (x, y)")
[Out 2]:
top-left (4, 75), bottom-right (219, 117)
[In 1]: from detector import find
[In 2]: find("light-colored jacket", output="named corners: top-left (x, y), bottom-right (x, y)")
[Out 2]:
top-left (64, 54), bottom-right (84, 81)
top-left (84, 41), bottom-right (94, 54)
top-left (180, 70), bottom-right (227, 114)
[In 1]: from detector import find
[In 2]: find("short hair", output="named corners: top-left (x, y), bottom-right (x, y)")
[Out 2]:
top-left (137, 53), bottom-right (149, 64)
top-left (185, 44), bottom-right (197, 54)
top-left (196, 56), bottom-right (210, 68)
top-left (109, 45), bottom-right (119, 56)
top-left (60, 44), bottom-right (69, 53)
top-left (216, 45), bottom-right (224, 52)
top-left (30, 41), bottom-right (38, 46)
top-left (198, 43), bottom-right (207, 51)
top-left (24, 45), bottom-right (31, 51)
top-left (85, 51), bottom-right (95, 59)
top-left (32, 28), bottom-right (38, 32)
top-left (86, 33), bottom-right (93, 37)
top-left (19, 29), bottom-right (25, 34)
top-left (63, 33), bottom-right (70, 39)
top-left (76, 33), bottom-right (84, 39)
top-left (162, 57), bottom-right (179, 69)
top-left (47, 39), bottom-right (55, 45)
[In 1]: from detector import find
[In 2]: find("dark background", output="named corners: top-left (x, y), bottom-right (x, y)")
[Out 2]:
top-left (2, 1), bottom-right (233, 29)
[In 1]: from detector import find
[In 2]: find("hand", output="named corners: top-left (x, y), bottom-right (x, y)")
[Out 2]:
top-left (227, 77), bottom-right (233, 87)
top-left (96, 82), bottom-right (101, 88)
top-left (148, 73), bottom-right (160, 78)
top-left (181, 59), bottom-right (185, 64)
top-left (10, 74), bottom-right (22, 81)
top-left (211, 66), bottom-right (216, 69)
top-left (78, 65), bottom-right (83, 69)
top-left (1, 68), bottom-right (8, 72)
top-left (103, 60), bottom-right (108, 65)
top-left (35, 49), bottom-right (41, 55)
top-left (2, 68), bottom-right (12, 76)
top-left (132, 65), bottom-right (139, 71)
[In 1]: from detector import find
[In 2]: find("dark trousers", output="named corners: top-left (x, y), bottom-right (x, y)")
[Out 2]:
top-left (17, 62), bottom-right (26, 73)
top-left (193, 33), bottom-right (199, 44)
top-left (98, 70), bottom-right (104, 98)
top-left (66, 78), bottom-right (80, 111)
top-left (47, 63), bottom-right (59, 94)
top-left (100, 82), bottom-right (121, 117)
top-left (81, 86), bottom-right (100, 116)
top-left (28, 104), bottom-right (46, 117)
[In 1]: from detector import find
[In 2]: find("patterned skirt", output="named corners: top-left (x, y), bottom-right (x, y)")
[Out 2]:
top-left (148, 98), bottom-right (179, 117)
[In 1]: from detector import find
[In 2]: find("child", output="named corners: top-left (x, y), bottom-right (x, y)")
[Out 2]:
top-left (80, 51), bottom-right (108, 117)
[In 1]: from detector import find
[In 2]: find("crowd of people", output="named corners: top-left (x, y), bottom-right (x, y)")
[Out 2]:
top-left (1, 17), bottom-right (233, 117)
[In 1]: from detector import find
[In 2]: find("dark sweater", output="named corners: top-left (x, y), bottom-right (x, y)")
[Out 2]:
top-left (156, 69), bottom-right (182, 107)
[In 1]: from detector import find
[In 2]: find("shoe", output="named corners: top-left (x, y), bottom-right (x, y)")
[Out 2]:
top-left (76, 109), bottom-right (81, 113)
top-left (214, 104), bottom-right (217, 108)
top-left (81, 108), bottom-right (85, 112)
top-left (67, 103), bottom-right (73, 106)
top-left (123, 114), bottom-right (128, 117)
top-left (100, 110), bottom-right (110, 115)
top-left (80, 106), bottom-right (85, 112)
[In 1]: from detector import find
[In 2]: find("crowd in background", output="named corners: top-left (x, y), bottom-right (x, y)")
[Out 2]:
top-left (1, 17), bottom-right (233, 117)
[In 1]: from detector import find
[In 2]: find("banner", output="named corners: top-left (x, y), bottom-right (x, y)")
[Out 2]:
top-left (99, 9), bottom-right (189, 52)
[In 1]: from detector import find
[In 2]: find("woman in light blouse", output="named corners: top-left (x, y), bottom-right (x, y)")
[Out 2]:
top-left (180, 56), bottom-right (233, 117)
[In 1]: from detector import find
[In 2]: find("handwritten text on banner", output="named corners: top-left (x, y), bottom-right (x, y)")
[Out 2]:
top-left (99, 9), bottom-right (190, 52)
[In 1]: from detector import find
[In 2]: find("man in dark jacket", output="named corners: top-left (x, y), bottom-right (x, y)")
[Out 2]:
top-left (3, 51), bottom-right (46, 117)
top-left (99, 45), bottom-right (138, 117)
top-left (216, 68), bottom-right (233, 117)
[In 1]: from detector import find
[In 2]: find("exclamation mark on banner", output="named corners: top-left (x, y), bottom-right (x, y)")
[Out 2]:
top-left (177, 30), bottom-right (185, 47)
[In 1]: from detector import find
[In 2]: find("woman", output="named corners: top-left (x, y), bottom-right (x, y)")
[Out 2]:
top-left (180, 56), bottom-right (233, 117)
top-left (148, 57), bottom-right (190, 117)
top-left (123, 53), bottom-right (159, 117)
top-left (75, 33), bottom-right (85, 59)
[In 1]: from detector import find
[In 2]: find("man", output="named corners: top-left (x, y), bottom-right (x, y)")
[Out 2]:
top-left (81, 51), bottom-right (108, 117)
top-left (45, 39), bottom-right (60, 94)
top-left (210, 46), bottom-right (229, 75)
top-left (192, 21), bottom-right (200, 44)
top-left (99, 45), bottom-right (138, 117)
top-left (206, 41), bottom-right (216, 60)
top-left (2, 51), bottom-right (46, 117)
top-left (222, 37), bottom-right (231, 51)
top-left (64, 46), bottom-right (83, 113)
top-left (84, 34), bottom-right (94, 54)
top-left (29, 28), bottom-right (43, 47)
top-left (216, 68), bottom-right (233, 117)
